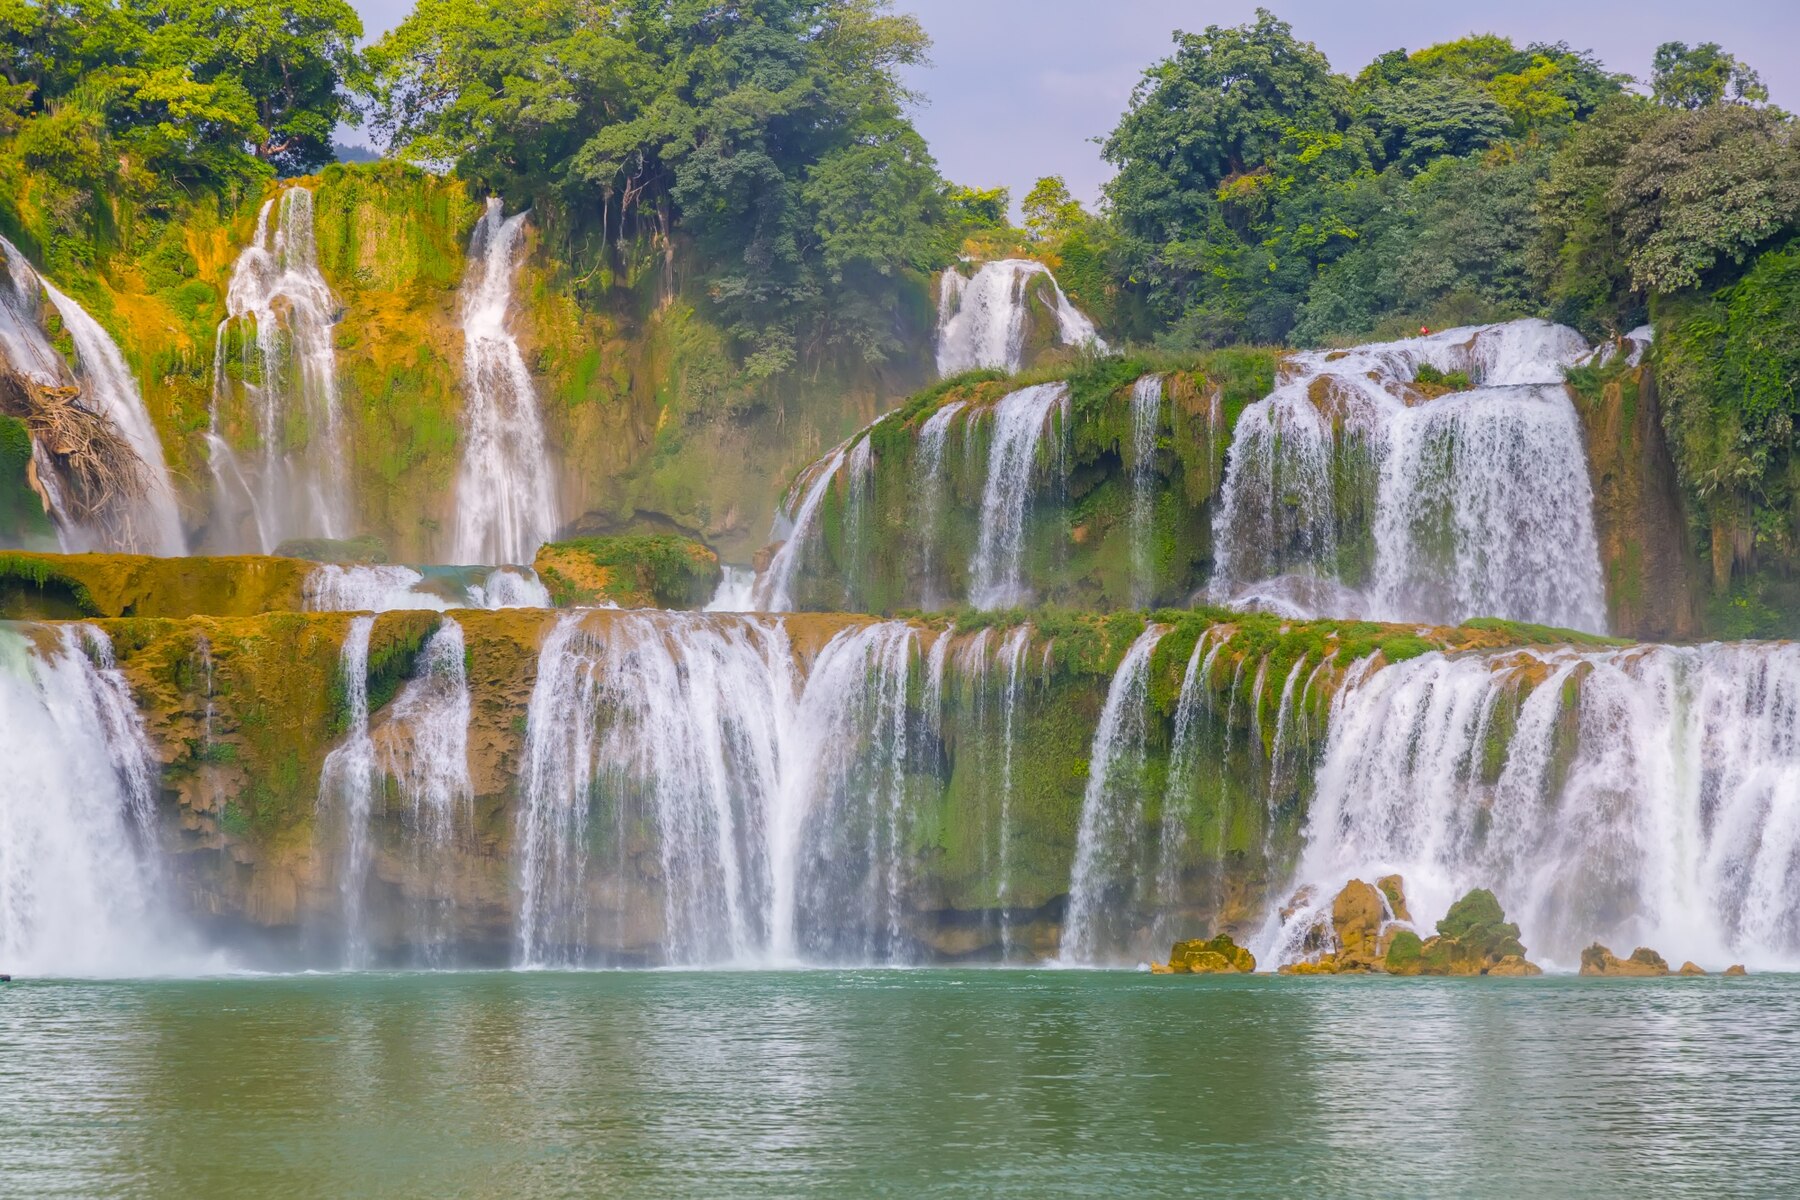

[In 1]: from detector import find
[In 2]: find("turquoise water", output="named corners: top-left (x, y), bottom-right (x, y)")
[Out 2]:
top-left (3, 970), bottom-right (1797, 1198)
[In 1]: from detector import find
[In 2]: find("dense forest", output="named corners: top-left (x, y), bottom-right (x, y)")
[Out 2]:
top-left (1, 1), bottom-right (1796, 607)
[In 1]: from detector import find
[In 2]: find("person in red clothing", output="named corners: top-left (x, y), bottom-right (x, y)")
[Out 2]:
top-left (1419, 325), bottom-right (1431, 336)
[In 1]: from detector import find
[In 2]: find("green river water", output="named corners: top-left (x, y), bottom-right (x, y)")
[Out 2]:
top-left (3, 970), bottom-right (1796, 1198)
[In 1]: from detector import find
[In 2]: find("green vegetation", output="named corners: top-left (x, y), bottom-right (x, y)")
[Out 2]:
top-left (533, 535), bottom-right (721, 609)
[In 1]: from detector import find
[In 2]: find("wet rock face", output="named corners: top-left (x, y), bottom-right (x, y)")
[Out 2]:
top-left (1579, 944), bottom-right (1672, 976)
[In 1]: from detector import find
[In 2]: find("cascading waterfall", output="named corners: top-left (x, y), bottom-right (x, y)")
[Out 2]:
top-left (752, 445), bottom-right (848, 612)
top-left (378, 619), bottom-right (473, 964)
top-left (212, 187), bottom-right (350, 551)
top-left (841, 435), bottom-right (875, 605)
top-left (1151, 631), bottom-right (1221, 940)
top-left (993, 625), bottom-right (1031, 953)
top-left (0, 236), bottom-right (185, 554)
top-left (1267, 642), bottom-right (1800, 971)
top-left (305, 563), bottom-right (552, 612)
top-left (317, 615), bottom-right (377, 967)
top-left (935, 260), bottom-right (1105, 376)
top-left (515, 612), bottom-right (933, 967)
top-left (451, 198), bottom-right (560, 565)
top-left (0, 624), bottom-right (175, 975)
top-left (1210, 319), bottom-right (1607, 632)
top-left (704, 566), bottom-right (757, 612)
top-left (1128, 375), bottom-right (1163, 608)
top-left (1060, 625), bottom-right (1166, 964)
top-left (969, 383), bottom-right (1068, 610)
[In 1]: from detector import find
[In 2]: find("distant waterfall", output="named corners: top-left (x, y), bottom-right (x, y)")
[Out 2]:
top-left (451, 198), bottom-right (559, 565)
top-left (1060, 626), bottom-right (1166, 964)
top-left (379, 620), bottom-right (473, 964)
top-left (1267, 642), bottom-right (1800, 971)
top-left (1210, 319), bottom-right (1606, 632)
top-left (1128, 375), bottom-right (1163, 608)
top-left (211, 187), bottom-right (349, 551)
top-left (969, 383), bottom-right (1068, 609)
top-left (0, 236), bottom-right (185, 554)
top-left (0, 625), bottom-right (174, 975)
top-left (936, 259), bottom-right (1105, 376)
top-left (318, 615), bottom-right (377, 966)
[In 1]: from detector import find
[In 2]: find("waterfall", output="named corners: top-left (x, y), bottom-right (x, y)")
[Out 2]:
top-left (378, 619), bottom-right (473, 964)
top-left (1267, 641), bottom-right (1800, 971)
top-left (1128, 375), bottom-right (1163, 608)
top-left (0, 624), bottom-right (176, 975)
top-left (935, 260), bottom-right (1106, 376)
top-left (307, 564), bottom-right (552, 611)
top-left (841, 435), bottom-right (875, 606)
top-left (752, 445), bottom-right (848, 612)
top-left (913, 400), bottom-right (967, 605)
top-left (212, 187), bottom-right (349, 551)
top-left (969, 383), bottom-right (1068, 610)
top-left (451, 198), bottom-right (559, 565)
top-left (0, 236), bottom-right (185, 554)
top-left (318, 616), bottom-right (377, 967)
top-left (994, 625), bottom-right (1031, 954)
top-left (1060, 625), bottom-right (1166, 964)
top-left (1151, 631), bottom-right (1220, 936)
top-left (515, 611), bottom-right (931, 967)
top-left (704, 566), bottom-right (757, 612)
top-left (1210, 319), bottom-right (1607, 632)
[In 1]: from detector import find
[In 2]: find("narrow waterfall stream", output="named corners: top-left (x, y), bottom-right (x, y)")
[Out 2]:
top-left (1210, 319), bottom-right (1607, 632)
top-left (451, 198), bottom-right (560, 565)
top-left (935, 260), bottom-right (1105, 376)
top-left (317, 615), bottom-right (377, 966)
top-left (969, 383), bottom-right (1067, 609)
top-left (0, 236), bottom-right (185, 554)
top-left (1061, 625), bottom-right (1166, 964)
top-left (1128, 375), bottom-right (1163, 608)
top-left (212, 187), bottom-right (350, 550)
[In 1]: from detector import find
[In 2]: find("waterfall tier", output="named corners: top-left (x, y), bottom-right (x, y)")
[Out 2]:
top-left (935, 260), bottom-right (1105, 376)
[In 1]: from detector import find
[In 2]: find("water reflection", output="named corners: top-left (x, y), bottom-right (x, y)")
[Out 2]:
top-left (2, 973), bottom-right (1797, 1198)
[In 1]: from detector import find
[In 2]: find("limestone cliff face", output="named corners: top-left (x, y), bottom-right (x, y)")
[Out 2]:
top-left (1568, 366), bottom-right (1707, 641)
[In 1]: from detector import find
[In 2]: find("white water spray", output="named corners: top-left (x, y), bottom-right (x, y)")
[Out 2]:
top-left (935, 260), bottom-right (1105, 376)
top-left (970, 383), bottom-right (1068, 610)
top-left (451, 198), bottom-right (559, 565)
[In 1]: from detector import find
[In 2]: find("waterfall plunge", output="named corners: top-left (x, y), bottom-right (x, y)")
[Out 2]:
top-left (1268, 642), bottom-right (1800, 971)
top-left (515, 612), bottom-right (937, 967)
top-left (1061, 626), bottom-right (1166, 964)
top-left (451, 198), bottom-right (559, 565)
top-left (0, 236), bottom-right (185, 554)
top-left (935, 260), bottom-right (1105, 376)
top-left (1211, 319), bottom-right (1607, 632)
top-left (211, 187), bottom-right (350, 551)
top-left (0, 625), bottom-right (181, 975)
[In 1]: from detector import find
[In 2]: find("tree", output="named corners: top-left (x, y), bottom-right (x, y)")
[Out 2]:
top-left (1021, 175), bottom-right (1084, 246)
top-left (1652, 41), bottom-right (1769, 110)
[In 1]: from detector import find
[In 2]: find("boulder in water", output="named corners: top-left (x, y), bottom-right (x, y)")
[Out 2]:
top-left (1724, 964), bottom-right (1748, 976)
top-left (1330, 879), bottom-right (1387, 972)
top-left (1579, 944), bottom-right (1671, 976)
top-left (1384, 929), bottom-right (1425, 976)
top-left (1487, 955), bottom-right (1543, 977)
top-left (1413, 888), bottom-right (1533, 976)
top-left (1678, 962), bottom-right (1707, 976)
top-left (1164, 934), bottom-right (1256, 975)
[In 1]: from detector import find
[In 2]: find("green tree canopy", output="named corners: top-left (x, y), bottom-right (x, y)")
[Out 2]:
top-left (1652, 41), bottom-right (1769, 110)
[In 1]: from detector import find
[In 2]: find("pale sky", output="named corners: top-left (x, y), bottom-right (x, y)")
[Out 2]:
top-left (348, 0), bottom-right (1799, 208)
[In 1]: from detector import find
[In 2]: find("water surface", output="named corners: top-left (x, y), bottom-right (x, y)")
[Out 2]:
top-left (2, 971), bottom-right (1795, 1198)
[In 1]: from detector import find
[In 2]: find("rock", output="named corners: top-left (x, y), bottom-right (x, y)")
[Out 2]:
top-left (1167, 934), bottom-right (1256, 974)
top-left (1384, 929), bottom-right (1424, 976)
top-left (1376, 874), bottom-right (1411, 922)
top-left (1330, 879), bottom-right (1387, 972)
top-left (1678, 962), bottom-right (1706, 976)
top-left (1579, 943), bottom-right (1671, 977)
top-left (1487, 955), bottom-right (1543, 977)
top-left (1279, 956), bottom-right (1340, 975)
top-left (1409, 888), bottom-right (1535, 975)
top-left (1149, 961), bottom-right (1174, 975)
top-left (1724, 964), bottom-right (1748, 976)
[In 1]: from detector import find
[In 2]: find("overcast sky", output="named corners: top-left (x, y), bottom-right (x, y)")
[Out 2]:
top-left (349, 0), bottom-right (1798, 207)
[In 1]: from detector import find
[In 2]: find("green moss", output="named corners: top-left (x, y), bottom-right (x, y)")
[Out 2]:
top-left (534, 536), bottom-right (722, 608)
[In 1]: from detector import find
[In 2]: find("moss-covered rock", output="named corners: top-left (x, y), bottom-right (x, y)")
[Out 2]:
top-left (1164, 933), bottom-right (1256, 974)
top-left (0, 551), bottom-right (313, 618)
top-left (533, 536), bottom-right (721, 608)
